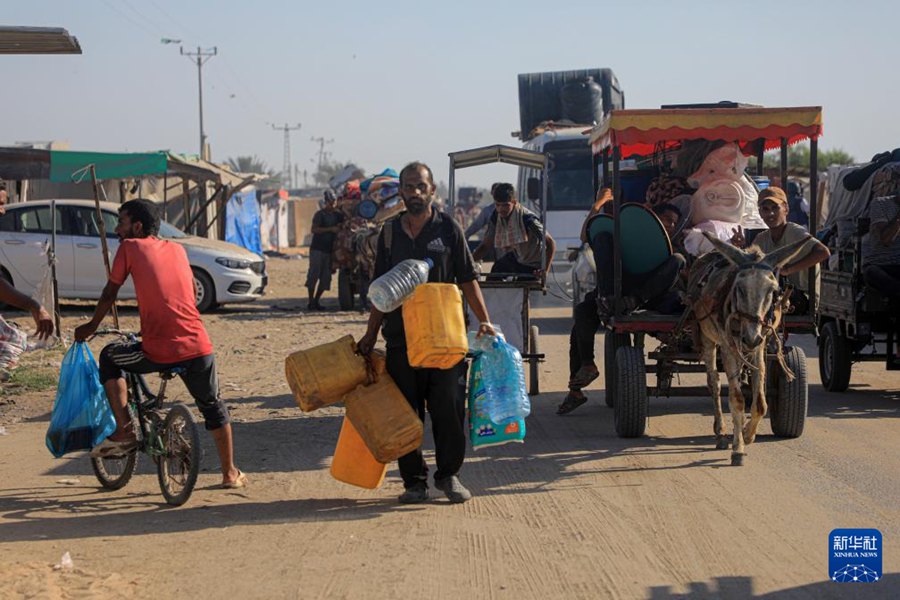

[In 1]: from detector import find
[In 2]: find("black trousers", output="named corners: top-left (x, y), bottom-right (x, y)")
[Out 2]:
top-left (99, 342), bottom-right (228, 431)
top-left (386, 349), bottom-right (467, 488)
top-left (864, 264), bottom-right (900, 297)
top-left (570, 289), bottom-right (601, 383)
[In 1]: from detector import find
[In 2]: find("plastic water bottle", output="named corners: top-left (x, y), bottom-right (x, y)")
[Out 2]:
top-left (368, 258), bottom-right (433, 313)
top-left (474, 332), bottom-right (530, 423)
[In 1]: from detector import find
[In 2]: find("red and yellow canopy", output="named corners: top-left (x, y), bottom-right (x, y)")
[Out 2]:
top-left (589, 106), bottom-right (823, 156)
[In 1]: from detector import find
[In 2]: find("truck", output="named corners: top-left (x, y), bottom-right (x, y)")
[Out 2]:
top-left (514, 69), bottom-right (624, 296)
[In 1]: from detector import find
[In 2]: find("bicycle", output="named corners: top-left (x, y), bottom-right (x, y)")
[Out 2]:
top-left (89, 329), bottom-right (202, 506)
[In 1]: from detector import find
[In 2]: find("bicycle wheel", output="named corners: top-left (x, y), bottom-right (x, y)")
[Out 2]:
top-left (91, 452), bottom-right (138, 490)
top-left (156, 403), bottom-right (201, 506)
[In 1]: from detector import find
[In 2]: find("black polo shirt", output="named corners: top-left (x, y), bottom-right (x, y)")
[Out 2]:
top-left (374, 209), bottom-right (477, 349)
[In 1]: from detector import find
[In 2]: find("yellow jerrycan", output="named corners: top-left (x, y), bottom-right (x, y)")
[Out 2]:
top-left (344, 374), bottom-right (424, 463)
top-left (285, 335), bottom-right (369, 412)
top-left (331, 416), bottom-right (387, 489)
top-left (402, 283), bottom-right (468, 369)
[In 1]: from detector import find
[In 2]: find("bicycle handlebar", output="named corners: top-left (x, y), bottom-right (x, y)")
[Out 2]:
top-left (91, 329), bottom-right (141, 341)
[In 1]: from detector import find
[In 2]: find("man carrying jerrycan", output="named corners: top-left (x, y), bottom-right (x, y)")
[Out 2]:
top-left (358, 161), bottom-right (496, 504)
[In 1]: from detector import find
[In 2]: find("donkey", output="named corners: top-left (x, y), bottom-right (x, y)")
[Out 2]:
top-left (687, 233), bottom-right (815, 466)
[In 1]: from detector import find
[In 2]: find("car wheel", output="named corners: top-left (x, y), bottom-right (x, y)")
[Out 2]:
top-left (192, 268), bottom-right (216, 313)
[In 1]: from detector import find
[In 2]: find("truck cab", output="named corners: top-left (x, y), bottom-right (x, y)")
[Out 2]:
top-left (517, 127), bottom-right (594, 282)
top-left (515, 68), bottom-right (624, 296)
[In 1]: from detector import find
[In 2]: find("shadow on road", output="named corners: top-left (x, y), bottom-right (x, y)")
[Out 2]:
top-left (808, 385), bottom-right (900, 420)
top-left (0, 486), bottom-right (404, 543)
top-left (647, 573), bottom-right (898, 599)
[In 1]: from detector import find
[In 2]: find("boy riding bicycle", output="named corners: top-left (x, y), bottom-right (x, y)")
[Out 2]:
top-left (74, 199), bottom-right (245, 489)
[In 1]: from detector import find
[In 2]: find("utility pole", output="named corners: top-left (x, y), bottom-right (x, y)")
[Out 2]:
top-left (272, 122), bottom-right (302, 189)
top-left (180, 45), bottom-right (217, 159)
top-left (310, 136), bottom-right (334, 172)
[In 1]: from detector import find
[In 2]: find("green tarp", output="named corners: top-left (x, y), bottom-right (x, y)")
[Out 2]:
top-left (49, 150), bottom-right (167, 182)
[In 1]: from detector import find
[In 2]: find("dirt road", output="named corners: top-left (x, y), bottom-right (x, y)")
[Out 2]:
top-left (1, 256), bottom-right (898, 599)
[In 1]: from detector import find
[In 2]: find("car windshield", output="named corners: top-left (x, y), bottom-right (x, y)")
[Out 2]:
top-left (546, 139), bottom-right (594, 211)
top-left (158, 221), bottom-right (188, 239)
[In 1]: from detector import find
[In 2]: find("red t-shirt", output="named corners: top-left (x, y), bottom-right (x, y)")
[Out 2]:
top-left (110, 237), bottom-right (213, 363)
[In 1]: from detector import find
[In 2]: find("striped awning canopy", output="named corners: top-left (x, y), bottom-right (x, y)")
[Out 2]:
top-left (589, 106), bottom-right (823, 156)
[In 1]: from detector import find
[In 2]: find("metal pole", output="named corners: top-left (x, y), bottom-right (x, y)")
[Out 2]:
top-left (197, 48), bottom-right (204, 157)
top-left (447, 156), bottom-right (455, 211)
top-left (612, 146), bottom-right (622, 316)
top-left (809, 137), bottom-right (819, 308)
top-left (602, 149), bottom-right (610, 191)
top-left (780, 137), bottom-right (788, 190)
top-left (49, 200), bottom-right (61, 337)
top-left (180, 46), bottom-right (217, 158)
top-left (90, 165), bottom-right (119, 328)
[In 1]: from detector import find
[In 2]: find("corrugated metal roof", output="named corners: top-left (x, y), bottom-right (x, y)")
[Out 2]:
top-left (0, 26), bottom-right (81, 54)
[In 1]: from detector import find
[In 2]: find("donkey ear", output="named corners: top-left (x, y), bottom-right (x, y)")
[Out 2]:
top-left (702, 231), bottom-right (747, 265)
top-left (764, 236), bottom-right (815, 269)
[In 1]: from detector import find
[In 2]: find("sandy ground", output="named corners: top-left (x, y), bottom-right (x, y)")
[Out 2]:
top-left (1, 255), bottom-right (899, 599)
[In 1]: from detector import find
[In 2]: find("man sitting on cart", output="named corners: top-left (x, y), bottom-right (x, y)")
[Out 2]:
top-left (472, 183), bottom-right (555, 279)
top-left (559, 198), bottom-right (686, 415)
top-left (730, 187), bottom-right (830, 315)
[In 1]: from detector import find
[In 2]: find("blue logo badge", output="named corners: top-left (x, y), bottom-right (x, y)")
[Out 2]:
top-left (829, 528), bottom-right (881, 583)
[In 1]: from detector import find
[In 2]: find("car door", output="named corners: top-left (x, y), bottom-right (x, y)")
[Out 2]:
top-left (0, 204), bottom-right (75, 296)
top-left (70, 206), bottom-right (135, 298)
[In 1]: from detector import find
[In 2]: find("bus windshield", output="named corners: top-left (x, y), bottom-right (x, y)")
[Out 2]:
top-left (546, 139), bottom-right (594, 211)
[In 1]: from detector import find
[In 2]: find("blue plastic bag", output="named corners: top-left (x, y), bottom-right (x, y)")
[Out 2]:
top-left (45, 342), bottom-right (116, 458)
top-left (470, 331), bottom-right (530, 424)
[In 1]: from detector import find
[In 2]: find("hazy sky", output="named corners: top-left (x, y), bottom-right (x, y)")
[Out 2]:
top-left (4, 1), bottom-right (898, 189)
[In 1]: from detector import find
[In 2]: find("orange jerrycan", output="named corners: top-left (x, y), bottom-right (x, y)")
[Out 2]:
top-left (402, 283), bottom-right (468, 369)
top-left (331, 416), bottom-right (387, 489)
top-left (285, 335), bottom-right (369, 412)
top-left (344, 374), bottom-right (424, 463)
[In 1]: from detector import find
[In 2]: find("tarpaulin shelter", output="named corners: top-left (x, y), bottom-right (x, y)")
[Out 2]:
top-left (0, 147), bottom-right (260, 240)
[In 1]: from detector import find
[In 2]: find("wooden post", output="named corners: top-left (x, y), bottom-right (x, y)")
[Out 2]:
top-left (182, 180), bottom-right (191, 233)
top-left (90, 165), bottom-right (119, 328)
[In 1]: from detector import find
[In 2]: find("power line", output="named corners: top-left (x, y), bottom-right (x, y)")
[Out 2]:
top-left (311, 136), bottom-right (334, 172)
top-left (179, 46), bottom-right (218, 158)
top-left (271, 122), bottom-right (302, 188)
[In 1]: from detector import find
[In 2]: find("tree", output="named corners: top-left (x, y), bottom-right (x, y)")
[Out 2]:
top-left (225, 155), bottom-right (281, 189)
top-left (226, 155), bottom-right (272, 175)
top-left (759, 144), bottom-right (855, 174)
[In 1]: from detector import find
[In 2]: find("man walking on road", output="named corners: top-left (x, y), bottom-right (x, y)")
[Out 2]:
top-left (358, 162), bottom-right (495, 504)
top-left (306, 190), bottom-right (345, 311)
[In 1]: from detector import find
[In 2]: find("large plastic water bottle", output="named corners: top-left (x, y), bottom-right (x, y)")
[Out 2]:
top-left (473, 332), bottom-right (530, 424)
top-left (368, 258), bottom-right (433, 313)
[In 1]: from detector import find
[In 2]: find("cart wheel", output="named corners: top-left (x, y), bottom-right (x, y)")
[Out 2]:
top-left (528, 325), bottom-right (540, 396)
top-left (770, 346), bottom-right (808, 438)
top-left (819, 322), bottom-right (851, 392)
top-left (338, 269), bottom-right (354, 311)
top-left (614, 346), bottom-right (647, 438)
top-left (603, 332), bottom-right (631, 407)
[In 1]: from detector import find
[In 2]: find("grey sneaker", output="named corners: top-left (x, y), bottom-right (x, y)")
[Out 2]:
top-left (398, 482), bottom-right (429, 504)
top-left (434, 475), bottom-right (472, 503)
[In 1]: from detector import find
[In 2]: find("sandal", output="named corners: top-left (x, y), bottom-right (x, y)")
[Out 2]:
top-left (568, 365), bottom-right (600, 389)
top-left (221, 470), bottom-right (248, 489)
top-left (557, 393), bottom-right (587, 415)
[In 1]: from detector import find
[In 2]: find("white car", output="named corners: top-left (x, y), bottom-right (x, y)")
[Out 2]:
top-left (0, 199), bottom-right (267, 312)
